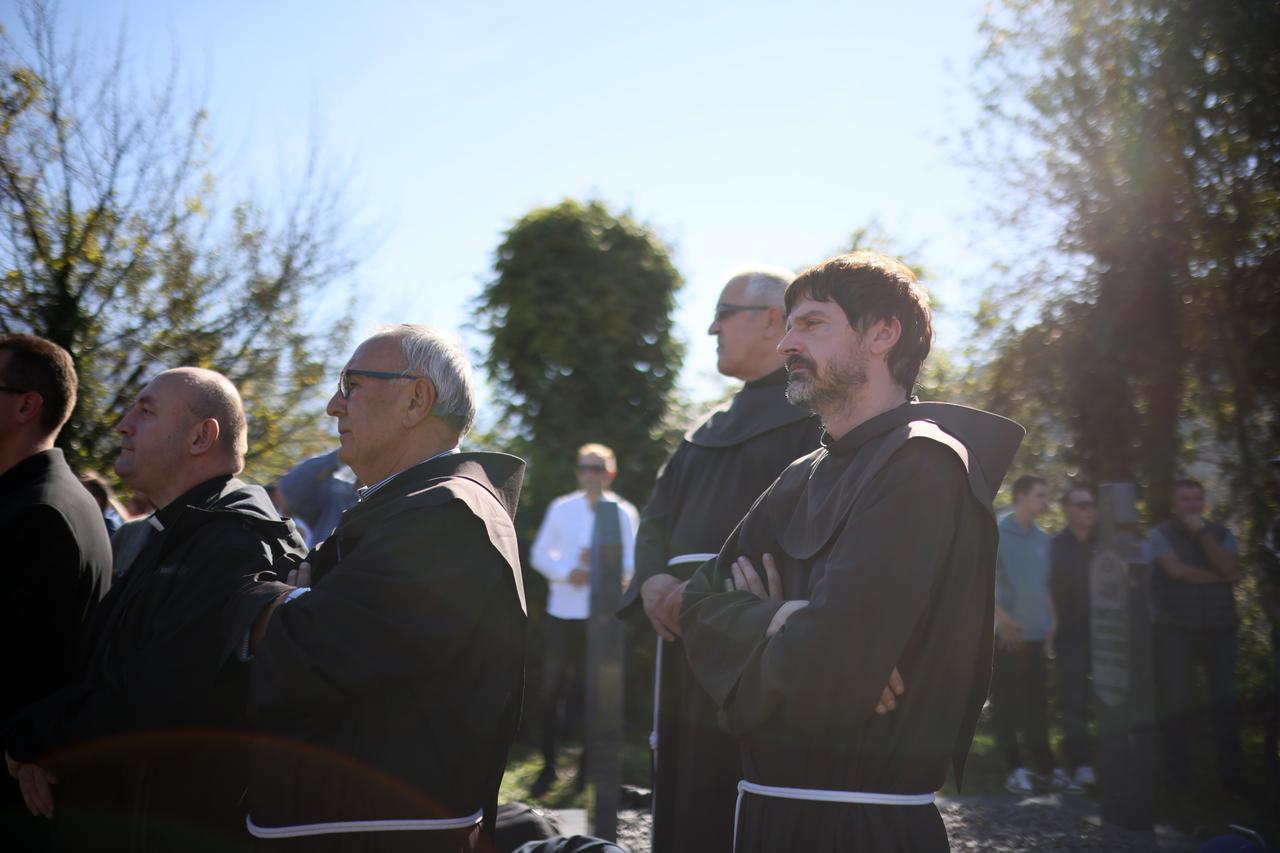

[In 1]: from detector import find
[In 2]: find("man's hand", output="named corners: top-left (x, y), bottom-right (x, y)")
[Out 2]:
top-left (767, 599), bottom-right (808, 637)
top-left (6, 752), bottom-right (57, 818)
top-left (875, 668), bottom-right (906, 715)
top-left (641, 573), bottom-right (685, 641)
top-left (729, 554), bottom-right (783, 601)
top-left (1181, 514), bottom-right (1206, 534)
top-left (996, 612), bottom-right (1025, 651)
top-left (568, 568), bottom-right (590, 588)
top-left (286, 561), bottom-right (312, 587)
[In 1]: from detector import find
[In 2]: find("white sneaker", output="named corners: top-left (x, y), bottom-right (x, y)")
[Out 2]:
top-left (1073, 765), bottom-right (1096, 787)
top-left (1050, 767), bottom-right (1085, 794)
top-left (1004, 767), bottom-right (1036, 795)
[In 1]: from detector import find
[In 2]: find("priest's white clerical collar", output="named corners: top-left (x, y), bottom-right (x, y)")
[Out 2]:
top-left (356, 447), bottom-right (460, 503)
top-left (147, 514), bottom-right (165, 532)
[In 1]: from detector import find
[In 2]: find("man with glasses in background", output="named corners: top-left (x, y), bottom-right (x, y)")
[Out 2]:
top-left (616, 266), bottom-right (819, 853)
top-left (529, 443), bottom-right (638, 797)
top-left (1050, 483), bottom-right (1099, 790)
top-left (233, 325), bottom-right (528, 852)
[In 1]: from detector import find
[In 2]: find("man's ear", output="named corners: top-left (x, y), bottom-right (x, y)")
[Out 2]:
top-left (865, 317), bottom-right (902, 356)
top-left (403, 377), bottom-right (438, 428)
top-left (762, 305), bottom-right (786, 339)
top-left (13, 391), bottom-right (44, 426)
top-left (190, 417), bottom-right (221, 456)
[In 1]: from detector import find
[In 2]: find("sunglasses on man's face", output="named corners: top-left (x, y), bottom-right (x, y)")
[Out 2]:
top-left (337, 368), bottom-right (425, 399)
top-left (576, 463), bottom-right (608, 473)
top-left (712, 303), bottom-right (770, 324)
top-left (1068, 500), bottom-right (1097, 510)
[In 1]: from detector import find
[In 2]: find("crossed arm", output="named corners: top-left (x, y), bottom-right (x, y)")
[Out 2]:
top-left (646, 553), bottom-right (906, 717)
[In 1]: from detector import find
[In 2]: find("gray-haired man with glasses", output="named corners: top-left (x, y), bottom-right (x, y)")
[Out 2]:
top-left (617, 268), bottom-right (821, 853)
top-left (231, 324), bottom-right (528, 853)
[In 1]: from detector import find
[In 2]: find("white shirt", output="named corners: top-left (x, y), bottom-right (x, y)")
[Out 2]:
top-left (530, 490), bottom-right (638, 620)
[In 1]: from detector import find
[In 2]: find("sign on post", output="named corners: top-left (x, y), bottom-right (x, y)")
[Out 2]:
top-left (586, 500), bottom-right (624, 841)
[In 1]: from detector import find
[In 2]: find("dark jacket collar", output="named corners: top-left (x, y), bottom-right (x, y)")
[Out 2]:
top-left (153, 475), bottom-right (235, 529)
top-left (0, 447), bottom-right (65, 496)
top-left (350, 451), bottom-right (525, 523)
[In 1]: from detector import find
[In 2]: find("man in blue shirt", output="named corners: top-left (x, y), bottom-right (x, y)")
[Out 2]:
top-left (1147, 478), bottom-right (1241, 789)
top-left (993, 474), bottom-right (1075, 794)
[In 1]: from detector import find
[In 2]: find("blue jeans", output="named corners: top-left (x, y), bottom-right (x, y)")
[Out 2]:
top-left (1154, 624), bottom-right (1241, 785)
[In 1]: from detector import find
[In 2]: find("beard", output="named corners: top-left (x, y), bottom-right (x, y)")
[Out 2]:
top-left (785, 347), bottom-right (868, 414)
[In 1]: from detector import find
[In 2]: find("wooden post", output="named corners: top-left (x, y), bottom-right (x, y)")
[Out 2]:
top-left (586, 500), bottom-right (624, 841)
top-left (1091, 482), bottom-right (1155, 831)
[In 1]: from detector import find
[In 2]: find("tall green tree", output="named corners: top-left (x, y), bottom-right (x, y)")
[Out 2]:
top-left (0, 1), bottom-right (355, 483)
top-left (475, 198), bottom-right (684, 532)
top-left (968, 0), bottom-right (1280, 529)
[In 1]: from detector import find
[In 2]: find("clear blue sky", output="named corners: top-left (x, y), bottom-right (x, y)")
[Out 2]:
top-left (10, 0), bottom-right (996, 404)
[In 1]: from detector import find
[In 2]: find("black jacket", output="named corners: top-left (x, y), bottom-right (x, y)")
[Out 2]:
top-left (230, 451), bottom-right (526, 851)
top-left (5, 475), bottom-right (306, 852)
top-left (1, 448), bottom-right (112, 726)
top-left (1, 448), bottom-right (112, 840)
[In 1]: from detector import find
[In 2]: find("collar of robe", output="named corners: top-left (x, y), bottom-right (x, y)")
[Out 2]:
top-left (685, 367), bottom-right (817, 449)
top-left (770, 401), bottom-right (1024, 560)
top-left (334, 450), bottom-right (529, 615)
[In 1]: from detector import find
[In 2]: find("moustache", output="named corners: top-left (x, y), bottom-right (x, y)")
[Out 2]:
top-left (786, 355), bottom-right (816, 374)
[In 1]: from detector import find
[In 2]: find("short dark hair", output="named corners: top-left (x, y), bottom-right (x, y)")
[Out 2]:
top-left (1061, 483), bottom-right (1095, 507)
top-left (1012, 474), bottom-right (1047, 498)
top-left (1173, 478), bottom-right (1204, 495)
top-left (784, 252), bottom-right (933, 392)
top-left (0, 333), bottom-right (78, 436)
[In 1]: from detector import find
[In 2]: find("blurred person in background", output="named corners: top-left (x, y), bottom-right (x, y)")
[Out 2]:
top-left (529, 443), bottom-right (638, 797)
top-left (1049, 483), bottom-right (1098, 789)
top-left (78, 470), bottom-right (126, 537)
top-left (1148, 478), bottom-right (1242, 791)
top-left (993, 475), bottom-right (1077, 794)
top-left (277, 447), bottom-right (357, 546)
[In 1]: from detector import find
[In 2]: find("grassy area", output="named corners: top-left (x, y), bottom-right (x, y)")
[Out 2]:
top-left (499, 737), bottom-right (652, 810)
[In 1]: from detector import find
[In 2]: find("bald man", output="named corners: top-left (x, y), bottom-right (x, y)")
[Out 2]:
top-left (5, 368), bottom-right (306, 852)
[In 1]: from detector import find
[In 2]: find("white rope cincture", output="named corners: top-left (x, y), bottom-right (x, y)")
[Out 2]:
top-left (246, 810), bottom-right (483, 838)
top-left (732, 780), bottom-right (935, 852)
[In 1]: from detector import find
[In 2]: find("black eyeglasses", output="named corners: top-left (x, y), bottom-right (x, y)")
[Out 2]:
top-left (1068, 500), bottom-right (1097, 509)
top-left (713, 303), bottom-right (771, 323)
top-left (0, 385), bottom-right (30, 395)
top-left (337, 368), bottom-right (425, 399)
top-left (576, 463), bottom-right (608, 473)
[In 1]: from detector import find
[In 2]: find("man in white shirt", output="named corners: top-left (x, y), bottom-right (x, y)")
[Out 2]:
top-left (529, 443), bottom-right (638, 796)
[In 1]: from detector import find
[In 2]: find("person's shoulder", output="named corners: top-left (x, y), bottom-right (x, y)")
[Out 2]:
top-left (544, 490), bottom-right (585, 512)
top-left (887, 431), bottom-right (969, 485)
top-left (4, 499), bottom-right (75, 535)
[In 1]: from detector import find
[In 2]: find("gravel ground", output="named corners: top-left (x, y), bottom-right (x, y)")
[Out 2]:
top-left (569, 794), bottom-right (1202, 853)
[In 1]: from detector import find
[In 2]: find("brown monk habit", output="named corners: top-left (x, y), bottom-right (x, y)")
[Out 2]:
top-left (680, 401), bottom-right (1022, 852)
top-left (617, 367), bottom-right (819, 853)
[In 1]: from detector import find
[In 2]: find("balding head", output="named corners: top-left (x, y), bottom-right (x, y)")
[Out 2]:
top-left (165, 367), bottom-right (249, 470)
top-left (115, 367), bottom-right (248, 509)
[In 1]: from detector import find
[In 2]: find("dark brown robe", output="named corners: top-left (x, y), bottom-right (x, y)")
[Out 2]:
top-left (680, 402), bottom-right (1022, 852)
top-left (617, 368), bottom-right (819, 853)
